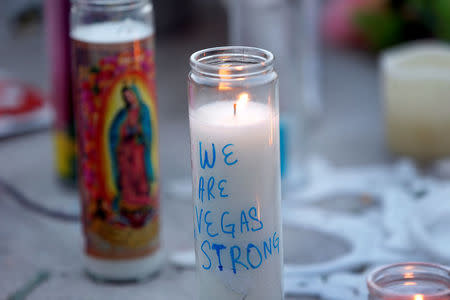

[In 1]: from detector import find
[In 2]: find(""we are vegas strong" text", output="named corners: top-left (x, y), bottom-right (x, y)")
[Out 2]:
top-left (193, 141), bottom-right (280, 275)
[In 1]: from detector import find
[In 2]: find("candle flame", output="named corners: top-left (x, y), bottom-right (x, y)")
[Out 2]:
top-left (404, 282), bottom-right (417, 286)
top-left (233, 93), bottom-right (250, 117)
top-left (414, 295), bottom-right (424, 300)
top-left (404, 272), bottom-right (415, 279)
top-left (237, 92), bottom-right (249, 105)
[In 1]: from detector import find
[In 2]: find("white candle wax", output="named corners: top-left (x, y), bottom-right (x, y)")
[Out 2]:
top-left (190, 100), bottom-right (283, 300)
top-left (71, 19), bottom-right (153, 44)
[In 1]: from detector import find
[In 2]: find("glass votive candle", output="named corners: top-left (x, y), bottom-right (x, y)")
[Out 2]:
top-left (382, 42), bottom-right (450, 162)
top-left (367, 263), bottom-right (450, 300)
top-left (188, 46), bottom-right (283, 300)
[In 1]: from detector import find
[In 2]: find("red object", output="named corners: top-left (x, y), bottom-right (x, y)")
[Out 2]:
top-left (44, 0), bottom-right (72, 130)
top-left (117, 108), bottom-right (151, 207)
top-left (0, 80), bottom-right (45, 116)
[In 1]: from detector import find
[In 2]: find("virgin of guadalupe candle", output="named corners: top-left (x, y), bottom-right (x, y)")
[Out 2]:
top-left (188, 47), bottom-right (284, 300)
top-left (71, 0), bottom-right (163, 280)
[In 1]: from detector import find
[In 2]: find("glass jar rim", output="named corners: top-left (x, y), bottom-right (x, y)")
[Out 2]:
top-left (71, 0), bottom-right (148, 10)
top-left (190, 46), bottom-right (274, 79)
top-left (367, 262), bottom-right (450, 299)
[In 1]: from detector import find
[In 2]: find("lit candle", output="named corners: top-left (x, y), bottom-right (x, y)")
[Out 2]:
top-left (70, 0), bottom-right (163, 281)
top-left (188, 47), bottom-right (283, 299)
top-left (367, 263), bottom-right (450, 300)
top-left (71, 19), bottom-right (151, 44)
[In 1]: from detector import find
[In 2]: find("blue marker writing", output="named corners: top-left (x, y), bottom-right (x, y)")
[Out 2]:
top-left (240, 210), bottom-right (249, 233)
top-left (204, 210), bottom-right (218, 238)
top-left (218, 179), bottom-right (228, 198)
top-left (230, 246), bottom-right (248, 274)
top-left (249, 206), bottom-right (263, 232)
top-left (201, 240), bottom-right (212, 270)
top-left (195, 206), bottom-right (203, 235)
top-left (212, 244), bottom-right (226, 271)
top-left (263, 237), bottom-right (272, 259)
top-left (199, 141), bottom-right (216, 169)
top-left (198, 176), bottom-right (205, 202)
top-left (247, 243), bottom-right (263, 269)
top-left (207, 176), bottom-right (215, 200)
top-left (221, 211), bottom-right (235, 238)
top-left (222, 144), bottom-right (238, 166)
top-left (273, 232), bottom-right (280, 254)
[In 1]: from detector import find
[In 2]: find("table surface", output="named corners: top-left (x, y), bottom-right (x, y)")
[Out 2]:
top-left (0, 3), bottom-right (391, 299)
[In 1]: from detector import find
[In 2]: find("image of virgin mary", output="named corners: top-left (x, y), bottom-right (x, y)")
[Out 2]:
top-left (109, 83), bottom-right (155, 228)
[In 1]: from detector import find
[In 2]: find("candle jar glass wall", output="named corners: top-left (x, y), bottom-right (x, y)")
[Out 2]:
top-left (189, 46), bottom-right (279, 113)
top-left (367, 263), bottom-right (450, 300)
top-left (188, 47), bottom-right (283, 300)
top-left (71, 0), bottom-right (153, 28)
top-left (71, 0), bottom-right (163, 281)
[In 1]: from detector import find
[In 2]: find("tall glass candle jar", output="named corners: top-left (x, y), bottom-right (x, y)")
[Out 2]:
top-left (71, 0), bottom-right (163, 281)
top-left (226, 0), bottom-right (321, 187)
top-left (188, 47), bottom-right (284, 300)
top-left (367, 263), bottom-right (450, 300)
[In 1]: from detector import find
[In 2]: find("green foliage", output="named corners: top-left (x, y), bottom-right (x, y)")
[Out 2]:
top-left (352, 0), bottom-right (450, 51)
top-left (431, 0), bottom-right (450, 41)
top-left (353, 10), bottom-right (403, 50)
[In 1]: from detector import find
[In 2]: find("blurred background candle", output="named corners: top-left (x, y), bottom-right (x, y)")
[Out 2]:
top-left (71, 0), bottom-right (163, 281)
top-left (382, 42), bottom-right (450, 163)
top-left (44, 0), bottom-right (76, 184)
top-left (188, 47), bottom-right (283, 300)
top-left (226, 0), bottom-right (321, 188)
top-left (367, 263), bottom-right (450, 300)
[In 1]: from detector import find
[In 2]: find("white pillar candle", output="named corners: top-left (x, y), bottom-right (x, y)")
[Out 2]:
top-left (382, 42), bottom-right (450, 162)
top-left (189, 95), bottom-right (283, 299)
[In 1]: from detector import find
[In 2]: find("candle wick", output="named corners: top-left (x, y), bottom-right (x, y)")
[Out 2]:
top-left (234, 103), bottom-right (236, 117)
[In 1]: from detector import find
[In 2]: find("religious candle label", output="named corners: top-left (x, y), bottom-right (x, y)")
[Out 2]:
top-left (192, 140), bottom-right (281, 275)
top-left (72, 32), bottom-right (160, 260)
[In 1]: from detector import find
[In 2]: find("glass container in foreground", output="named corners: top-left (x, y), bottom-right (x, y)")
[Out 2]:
top-left (188, 46), bottom-right (284, 300)
top-left (367, 262), bottom-right (450, 300)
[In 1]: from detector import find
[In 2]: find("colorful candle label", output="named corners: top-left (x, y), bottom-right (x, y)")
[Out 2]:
top-left (72, 36), bottom-right (160, 259)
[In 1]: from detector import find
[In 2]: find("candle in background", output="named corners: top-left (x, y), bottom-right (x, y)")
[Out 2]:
top-left (71, 0), bottom-right (163, 280)
top-left (367, 262), bottom-right (450, 300)
top-left (44, 0), bottom-right (77, 184)
top-left (226, 0), bottom-right (318, 188)
top-left (188, 47), bottom-right (283, 299)
top-left (382, 42), bottom-right (450, 163)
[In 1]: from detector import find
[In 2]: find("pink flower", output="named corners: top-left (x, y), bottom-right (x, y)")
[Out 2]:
top-left (323, 0), bottom-right (384, 48)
